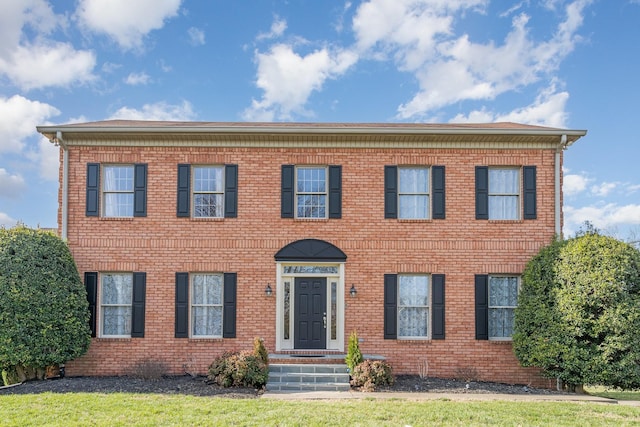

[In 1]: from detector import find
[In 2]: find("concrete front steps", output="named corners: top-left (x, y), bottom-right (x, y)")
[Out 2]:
top-left (266, 363), bottom-right (351, 392)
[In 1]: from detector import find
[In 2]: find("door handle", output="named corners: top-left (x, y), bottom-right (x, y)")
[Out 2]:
top-left (323, 312), bottom-right (327, 329)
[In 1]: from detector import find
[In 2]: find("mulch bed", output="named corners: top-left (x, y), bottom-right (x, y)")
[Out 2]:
top-left (0, 374), bottom-right (567, 397)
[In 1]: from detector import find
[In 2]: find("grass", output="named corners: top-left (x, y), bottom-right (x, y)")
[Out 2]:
top-left (1, 393), bottom-right (640, 426)
top-left (586, 385), bottom-right (640, 401)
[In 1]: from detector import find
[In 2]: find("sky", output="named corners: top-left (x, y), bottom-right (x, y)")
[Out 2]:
top-left (0, 0), bottom-right (639, 241)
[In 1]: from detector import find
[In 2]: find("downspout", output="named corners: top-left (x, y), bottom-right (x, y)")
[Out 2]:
top-left (57, 131), bottom-right (69, 241)
top-left (555, 134), bottom-right (567, 238)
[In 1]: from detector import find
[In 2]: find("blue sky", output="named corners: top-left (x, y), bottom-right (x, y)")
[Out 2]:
top-left (0, 0), bottom-right (639, 240)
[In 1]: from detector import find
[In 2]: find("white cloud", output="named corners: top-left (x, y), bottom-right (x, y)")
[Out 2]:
top-left (244, 44), bottom-right (358, 121)
top-left (257, 17), bottom-right (287, 41)
top-left (565, 203), bottom-right (640, 232)
top-left (563, 173), bottom-right (590, 196)
top-left (0, 212), bottom-right (18, 228)
top-left (450, 83), bottom-right (569, 127)
top-left (124, 72), bottom-right (151, 85)
top-left (0, 95), bottom-right (60, 153)
top-left (591, 182), bottom-right (617, 197)
top-left (0, 1), bottom-right (96, 90)
top-left (0, 169), bottom-right (27, 198)
top-left (108, 101), bottom-right (196, 121)
top-left (38, 137), bottom-right (60, 181)
top-left (187, 27), bottom-right (205, 46)
top-left (76, 0), bottom-right (182, 50)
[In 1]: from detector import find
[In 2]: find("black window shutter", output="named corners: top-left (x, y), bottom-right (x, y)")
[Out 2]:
top-left (177, 164), bottom-right (191, 217)
top-left (431, 274), bottom-right (445, 339)
top-left (131, 272), bottom-right (146, 338)
top-left (86, 163), bottom-right (100, 217)
top-left (475, 166), bottom-right (489, 220)
top-left (328, 165), bottom-right (342, 219)
top-left (224, 164), bottom-right (238, 218)
top-left (281, 165), bottom-right (294, 218)
top-left (432, 166), bottom-right (446, 219)
top-left (384, 274), bottom-right (398, 339)
top-left (523, 166), bottom-right (537, 220)
top-left (175, 273), bottom-right (189, 338)
top-left (133, 164), bottom-right (147, 217)
top-left (475, 275), bottom-right (489, 340)
top-left (84, 272), bottom-right (98, 337)
top-left (223, 273), bottom-right (237, 338)
top-left (384, 166), bottom-right (398, 219)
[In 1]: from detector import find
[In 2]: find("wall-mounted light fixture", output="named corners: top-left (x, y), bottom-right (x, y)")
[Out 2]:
top-left (350, 284), bottom-right (357, 297)
top-left (265, 284), bottom-right (273, 297)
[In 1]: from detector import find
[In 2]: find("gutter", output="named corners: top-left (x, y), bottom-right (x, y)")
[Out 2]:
top-left (555, 135), bottom-right (567, 238)
top-left (50, 131), bottom-right (69, 240)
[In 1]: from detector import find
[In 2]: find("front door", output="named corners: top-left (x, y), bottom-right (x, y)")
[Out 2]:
top-left (294, 277), bottom-right (327, 349)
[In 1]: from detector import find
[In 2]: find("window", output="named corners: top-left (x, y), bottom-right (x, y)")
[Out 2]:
top-left (398, 167), bottom-right (430, 219)
top-left (384, 274), bottom-right (445, 340)
top-left (398, 275), bottom-right (429, 338)
top-left (488, 168), bottom-right (520, 220)
top-left (101, 273), bottom-right (132, 336)
top-left (475, 166), bottom-right (536, 220)
top-left (174, 272), bottom-right (236, 339)
top-left (488, 276), bottom-right (519, 339)
top-left (385, 166), bottom-right (445, 219)
top-left (296, 166), bottom-right (327, 218)
top-left (193, 166), bottom-right (224, 218)
top-left (176, 164), bottom-right (238, 218)
top-left (191, 274), bottom-right (224, 337)
top-left (86, 163), bottom-right (147, 217)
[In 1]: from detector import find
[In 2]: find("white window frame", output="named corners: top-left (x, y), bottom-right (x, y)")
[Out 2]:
top-left (488, 167), bottom-right (521, 220)
top-left (192, 165), bottom-right (225, 218)
top-left (397, 274), bottom-right (430, 339)
top-left (99, 272), bottom-right (133, 338)
top-left (488, 275), bottom-right (520, 340)
top-left (102, 165), bottom-right (134, 218)
top-left (190, 273), bottom-right (224, 338)
top-left (398, 166), bottom-right (430, 219)
top-left (295, 166), bottom-right (328, 219)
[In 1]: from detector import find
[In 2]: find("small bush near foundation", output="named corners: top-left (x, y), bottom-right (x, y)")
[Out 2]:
top-left (345, 331), bottom-right (363, 372)
top-left (350, 360), bottom-right (394, 392)
top-left (454, 366), bottom-right (480, 382)
top-left (253, 337), bottom-right (269, 367)
top-left (208, 351), bottom-right (268, 389)
top-left (129, 359), bottom-right (168, 380)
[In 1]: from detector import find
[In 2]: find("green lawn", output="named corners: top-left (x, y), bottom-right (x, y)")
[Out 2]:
top-left (1, 393), bottom-right (640, 426)
top-left (586, 386), bottom-right (640, 401)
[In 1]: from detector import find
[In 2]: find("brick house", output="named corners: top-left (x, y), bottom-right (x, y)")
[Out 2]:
top-left (37, 120), bottom-right (586, 386)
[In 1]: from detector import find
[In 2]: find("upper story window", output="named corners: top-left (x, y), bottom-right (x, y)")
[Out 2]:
top-left (385, 165), bottom-right (445, 220)
top-left (296, 166), bottom-right (327, 218)
top-left (193, 166), bottom-right (224, 218)
top-left (488, 168), bottom-right (520, 220)
top-left (398, 167), bottom-right (430, 219)
top-left (86, 163), bottom-right (147, 218)
top-left (475, 166), bottom-right (536, 221)
top-left (103, 165), bottom-right (134, 217)
top-left (281, 165), bottom-right (342, 219)
top-left (176, 164), bottom-right (238, 218)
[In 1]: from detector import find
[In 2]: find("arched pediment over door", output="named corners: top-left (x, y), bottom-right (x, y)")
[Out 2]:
top-left (274, 239), bottom-right (347, 262)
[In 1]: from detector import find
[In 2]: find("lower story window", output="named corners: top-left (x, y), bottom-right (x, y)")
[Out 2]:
top-left (398, 275), bottom-right (429, 338)
top-left (101, 273), bottom-right (132, 336)
top-left (489, 276), bottom-right (519, 339)
top-left (192, 273), bottom-right (223, 337)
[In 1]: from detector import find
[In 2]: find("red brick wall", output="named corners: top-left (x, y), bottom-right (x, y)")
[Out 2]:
top-left (60, 144), bottom-right (559, 388)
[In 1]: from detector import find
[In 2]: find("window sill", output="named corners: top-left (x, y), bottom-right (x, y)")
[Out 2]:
top-left (397, 338), bottom-right (432, 344)
top-left (397, 219), bottom-right (433, 223)
top-left (293, 217), bottom-right (330, 222)
top-left (99, 217), bottom-right (134, 221)
top-left (487, 219), bottom-right (524, 224)
top-left (188, 337), bottom-right (224, 342)
top-left (190, 217), bottom-right (225, 222)
top-left (488, 339), bottom-right (513, 344)
top-left (95, 337), bottom-right (131, 342)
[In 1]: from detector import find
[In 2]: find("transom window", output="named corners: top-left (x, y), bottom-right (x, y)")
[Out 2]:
top-left (296, 167), bottom-right (327, 218)
top-left (398, 275), bottom-right (429, 338)
top-left (489, 276), bottom-right (519, 339)
top-left (101, 273), bottom-right (132, 336)
top-left (488, 168), bottom-right (520, 220)
top-left (103, 165), bottom-right (134, 217)
top-left (193, 166), bottom-right (224, 218)
top-left (399, 167), bottom-right (430, 219)
top-left (191, 273), bottom-right (223, 337)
